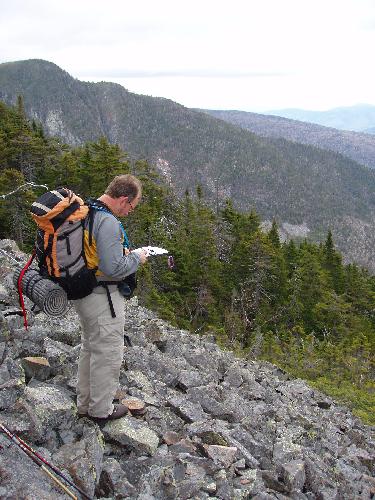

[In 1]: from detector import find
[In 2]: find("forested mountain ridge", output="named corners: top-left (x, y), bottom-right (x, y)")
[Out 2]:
top-left (1, 59), bottom-right (375, 271)
top-left (200, 109), bottom-right (375, 170)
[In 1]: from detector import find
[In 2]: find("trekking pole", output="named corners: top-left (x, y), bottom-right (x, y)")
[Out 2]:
top-left (0, 423), bottom-right (92, 499)
top-left (10, 428), bottom-right (93, 500)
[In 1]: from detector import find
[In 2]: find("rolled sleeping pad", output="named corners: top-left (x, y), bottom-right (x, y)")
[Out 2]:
top-left (13, 268), bottom-right (69, 318)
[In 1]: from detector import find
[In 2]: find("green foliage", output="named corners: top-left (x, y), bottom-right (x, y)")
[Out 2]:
top-left (0, 169), bottom-right (36, 248)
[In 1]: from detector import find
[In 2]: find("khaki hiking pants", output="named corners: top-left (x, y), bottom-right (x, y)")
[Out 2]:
top-left (74, 287), bottom-right (125, 418)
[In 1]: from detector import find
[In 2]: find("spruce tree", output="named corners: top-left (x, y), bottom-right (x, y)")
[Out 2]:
top-left (268, 219), bottom-right (281, 249)
top-left (322, 230), bottom-right (345, 294)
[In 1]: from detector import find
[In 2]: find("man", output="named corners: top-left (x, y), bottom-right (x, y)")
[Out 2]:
top-left (74, 174), bottom-right (147, 423)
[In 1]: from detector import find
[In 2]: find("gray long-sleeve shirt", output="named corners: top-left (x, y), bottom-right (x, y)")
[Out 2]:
top-left (86, 209), bottom-right (141, 283)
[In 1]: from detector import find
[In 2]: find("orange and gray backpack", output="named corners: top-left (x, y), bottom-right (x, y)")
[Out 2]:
top-left (29, 187), bottom-right (98, 300)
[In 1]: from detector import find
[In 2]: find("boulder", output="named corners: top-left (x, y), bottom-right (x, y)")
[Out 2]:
top-left (53, 426), bottom-right (104, 498)
top-left (102, 416), bottom-right (159, 456)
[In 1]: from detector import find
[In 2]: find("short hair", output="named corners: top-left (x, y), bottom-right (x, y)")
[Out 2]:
top-left (105, 174), bottom-right (142, 201)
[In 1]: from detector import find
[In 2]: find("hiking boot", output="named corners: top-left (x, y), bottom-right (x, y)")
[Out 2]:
top-left (89, 404), bottom-right (128, 424)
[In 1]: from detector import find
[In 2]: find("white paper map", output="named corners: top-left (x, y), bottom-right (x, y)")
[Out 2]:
top-left (140, 246), bottom-right (169, 256)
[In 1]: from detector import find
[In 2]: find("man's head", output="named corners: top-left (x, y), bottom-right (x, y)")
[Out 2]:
top-left (102, 174), bottom-right (142, 216)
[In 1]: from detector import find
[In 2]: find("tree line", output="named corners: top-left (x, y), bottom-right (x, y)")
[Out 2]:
top-left (1, 99), bottom-right (374, 424)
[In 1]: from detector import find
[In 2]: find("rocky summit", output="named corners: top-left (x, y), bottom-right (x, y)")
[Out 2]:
top-left (0, 239), bottom-right (373, 500)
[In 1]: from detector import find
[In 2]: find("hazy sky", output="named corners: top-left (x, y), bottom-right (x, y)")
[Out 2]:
top-left (1, 0), bottom-right (375, 112)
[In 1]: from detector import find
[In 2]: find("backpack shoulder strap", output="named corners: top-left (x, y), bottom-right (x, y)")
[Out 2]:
top-left (86, 198), bottom-right (131, 249)
top-left (85, 198), bottom-right (108, 246)
top-left (87, 206), bottom-right (95, 247)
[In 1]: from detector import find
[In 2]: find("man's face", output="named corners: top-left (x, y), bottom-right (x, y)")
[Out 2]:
top-left (117, 193), bottom-right (141, 216)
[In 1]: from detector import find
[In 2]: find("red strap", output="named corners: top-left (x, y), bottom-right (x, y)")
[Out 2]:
top-left (17, 250), bottom-right (36, 330)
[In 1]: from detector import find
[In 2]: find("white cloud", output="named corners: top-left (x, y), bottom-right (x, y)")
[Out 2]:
top-left (1, 0), bottom-right (375, 111)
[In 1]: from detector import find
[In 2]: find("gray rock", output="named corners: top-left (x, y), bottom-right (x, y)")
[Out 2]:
top-left (167, 394), bottom-right (207, 422)
top-left (53, 426), bottom-right (104, 498)
top-left (177, 369), bottom-right (207, 390)
top-left (0, 357), bottom-right (25, 409)
top-left (3, 309), bottom-right (27, 331)
top-left (204, 445), bottom-right (238, 468)
top-left (0, 284), bottom-right (12, 308)
top-left (21, 356), bottom-right (51, 381)
top-left (21, 383), bottom-right (75, 441)
top-left (43, 337), bottom-right (76, 368)
top-left (102, 415), bottom-right (159, 455)
top-left (280, 460), bottom-right (306, 492)
top-left (97, 457), bottom-right (137, 498)
top-left (0, 436), bottom-right (67, 499)
top-left (273, 426), bottom-right (304, 463)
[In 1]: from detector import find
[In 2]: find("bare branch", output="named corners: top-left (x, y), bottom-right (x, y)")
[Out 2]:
top-left (0, 182), bottom-right (49, 199)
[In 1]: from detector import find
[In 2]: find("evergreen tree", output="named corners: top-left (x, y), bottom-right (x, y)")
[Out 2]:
top-left (89, 137), bottom-right (130, 196)
top-left (322, 230), bottom-right (345, 293)
top-left (284, 239), bottom-right (299, 277)
top-left (0, 169), bottom-right (35, 247)
top-left (297, 249), bottom-right (327, 331)
top-left (268, 219), bottom-right (281, 248)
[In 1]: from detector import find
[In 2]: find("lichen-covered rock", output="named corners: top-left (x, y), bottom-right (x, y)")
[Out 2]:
top-left (0, 437), bottom-right (67, 499)
top-left (102, 415), bottom-right (159, 455)
top-left (52, 426), bottom-right (104, 498)
top-left (167, 393), bottom-right (207, 423)
top-left (21, 383), bottom-right (75, 441)
top-left (96, 457), bottom-right (137, 498)
top-left (43, 337), bottom-right (77, 368)
top-left (280, 459), bottom-right (306, 492)
top-left (204, 444), bottom-right (238, 468)
top-left (0, 357), bottom-right (25, 409)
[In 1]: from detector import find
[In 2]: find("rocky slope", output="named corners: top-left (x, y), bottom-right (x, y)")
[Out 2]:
top-left (0, 241), bottom-right (374, 499)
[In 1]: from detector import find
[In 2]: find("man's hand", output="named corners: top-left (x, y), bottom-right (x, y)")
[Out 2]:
top-left (138, 249), bottom-right (148, 264)
top-left (131, 248), bottom-right (148, 264)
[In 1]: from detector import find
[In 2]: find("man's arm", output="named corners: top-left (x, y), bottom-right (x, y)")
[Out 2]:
top-left (94, 215), bottom-right (142, 279)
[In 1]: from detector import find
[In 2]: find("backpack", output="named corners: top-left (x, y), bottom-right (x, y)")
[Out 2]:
top-left (31, 188), bottom-right (98, 300)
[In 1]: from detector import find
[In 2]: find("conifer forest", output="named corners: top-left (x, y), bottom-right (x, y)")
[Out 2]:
top-left (0, 99), bottom-right (374, 424)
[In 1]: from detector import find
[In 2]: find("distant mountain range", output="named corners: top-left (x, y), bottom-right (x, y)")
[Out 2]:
top-left (266, 104), bottom-right (375, 133)
top-left (0, 59), bottom-right (375, 271)
top-left (199, 109), bottom-right (375, 170)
